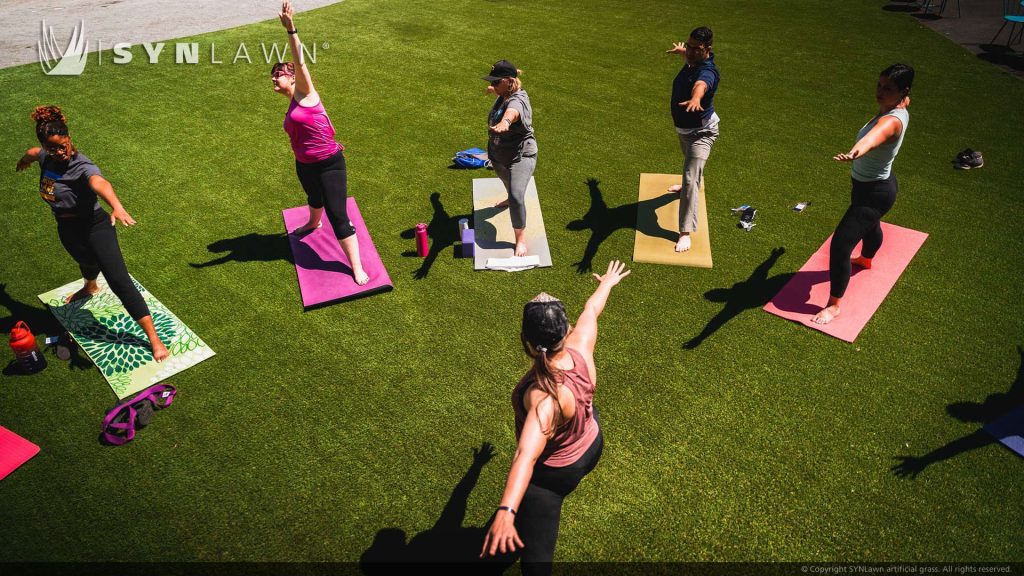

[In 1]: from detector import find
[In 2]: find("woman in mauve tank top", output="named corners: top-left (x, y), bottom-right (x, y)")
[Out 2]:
top-left (271, 1), bottom-right (369, 285)
top-left (482, 261), bottom-right (631, 575)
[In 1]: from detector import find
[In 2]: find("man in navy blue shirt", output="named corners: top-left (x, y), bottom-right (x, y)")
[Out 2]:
top-left (667, 27), bottom-right (720, 253)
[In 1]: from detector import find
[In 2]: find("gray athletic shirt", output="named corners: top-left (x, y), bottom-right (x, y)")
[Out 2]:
top-left (851, 108), bottom-right (909, 182)
top-left (38, 148), bottom-right (102, 215)
top-left (487, 90), bottom-right (537, 166)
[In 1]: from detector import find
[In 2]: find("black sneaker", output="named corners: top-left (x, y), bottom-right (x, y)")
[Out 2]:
top-left (738, 207), bottom-right (757, 231)
top-left (953, 148), bottom-right (983, 170)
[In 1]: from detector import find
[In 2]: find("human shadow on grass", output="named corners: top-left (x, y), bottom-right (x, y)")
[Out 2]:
top-left (766, 265), bottom-right (868, 316)
top-left (474, 205), bottom-right (515, 253)
top-left (1, 282), bottom-right (60, 335)
top-left (566, 178), bottom-right (677, 274)
top-left (400, 192), bottom-right (471, 279)
top-left (683, 248), bottom-right (792, 349)
top-left (189, 232), bottom-right (294, 269)
top-left (0, 283), bottom-right (92, 373)
top-left (891, 345), bottom-right (1024, 478)
top-left (360, 442), bottom-right (513, 574)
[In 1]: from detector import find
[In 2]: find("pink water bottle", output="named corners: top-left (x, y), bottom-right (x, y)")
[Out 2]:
top-left (415, 223), bottom-right (429, 257)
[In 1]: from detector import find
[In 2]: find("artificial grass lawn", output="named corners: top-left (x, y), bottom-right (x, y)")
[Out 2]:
top-left (1, 0), bottom-right (1022, 564)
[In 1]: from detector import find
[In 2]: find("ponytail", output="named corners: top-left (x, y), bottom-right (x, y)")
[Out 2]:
top-left (521, 335), bottom-right (566, 436)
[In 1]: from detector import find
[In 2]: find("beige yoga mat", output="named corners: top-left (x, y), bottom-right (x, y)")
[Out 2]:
top-left (472, 177), bottom-right (552, 270)
top-left (632, 173), bottom-right (712, 268)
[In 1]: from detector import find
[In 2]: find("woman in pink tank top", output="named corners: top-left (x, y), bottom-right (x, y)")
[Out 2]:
top-left (271, 1), bottom-right (368, 285)
top-left (482, 260), bottom-right (631, 575)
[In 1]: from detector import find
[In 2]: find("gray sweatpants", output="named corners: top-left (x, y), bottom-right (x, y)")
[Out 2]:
top-left (493, 154), bottom-right (537, 230)
top-left (676, 125), bottom-right (719, 233)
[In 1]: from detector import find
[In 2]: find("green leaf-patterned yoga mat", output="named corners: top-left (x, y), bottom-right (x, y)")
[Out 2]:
top-left (38, 274), bottom-right (215, 399)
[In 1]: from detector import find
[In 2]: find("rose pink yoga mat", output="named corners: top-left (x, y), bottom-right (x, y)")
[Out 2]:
top-left (984, 404), bottom-right (1024, 459)
top-left (282, 197), bottom-right (392, 309)
top-left (0, 426), bottom-right (39, 481)
top-left (763, 222), bottom-right (927, 342)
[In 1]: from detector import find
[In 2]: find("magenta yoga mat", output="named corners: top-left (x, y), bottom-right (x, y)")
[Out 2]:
top-left (763, 222), bottom-right (927, 343)
top-left (282, 197), bottom-right (392, 309)
top-left (0, 426), bottom-right (40, 481)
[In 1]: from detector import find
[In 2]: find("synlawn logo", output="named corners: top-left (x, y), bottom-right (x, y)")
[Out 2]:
top-left (37, 19), bottom-right (320, 77)
top-left (39, 20), bottom-right (88, 76)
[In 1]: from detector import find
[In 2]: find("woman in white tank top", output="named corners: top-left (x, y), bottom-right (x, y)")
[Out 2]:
top-left (812, 64), bottom-right (914, 325)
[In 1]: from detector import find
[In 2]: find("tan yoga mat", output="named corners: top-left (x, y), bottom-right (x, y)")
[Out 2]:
top-left (472, 177), bottom-right (552, 270)
top-left (632, 173), bottom-right (712, 268)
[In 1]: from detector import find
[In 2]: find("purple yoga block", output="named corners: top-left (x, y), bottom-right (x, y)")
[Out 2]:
top-left (461, 229), bottom-right (475, 258)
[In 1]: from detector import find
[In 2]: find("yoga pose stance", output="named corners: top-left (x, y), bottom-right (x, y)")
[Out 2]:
top-left (16, 106), bottom-right (169, 362)
top-left (666, 26), bottom-right (720, 253)
top-left (273, 0), bottom-right (368, 285)
top-left (482, 261), bottom-right (630, 575)
top-left (812, 63), bottom-right (913, 325)
top-left (484, 59), bottom-right (538, 257)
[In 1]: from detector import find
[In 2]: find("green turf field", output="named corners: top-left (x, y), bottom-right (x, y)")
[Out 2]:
top-left (1, 0), bottom-right (1022, 565)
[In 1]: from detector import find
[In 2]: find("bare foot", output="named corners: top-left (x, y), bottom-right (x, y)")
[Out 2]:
top-left (514, 241), bottom-right (528, 257)
top-left (668, 184), bottom-right (683, 193)
top-left (811, 304), bottom-right (841, 325)
top-left (293, 221), bottom-right (322, 234)
top-left (151, 340), bottom-right (170, 362)
top-left (494, 199), bottom-right (510, 209)
top-left (674, 234), bottom-right (691, 253)
top-left (64, 283), bottom-right (100, 304)
top-left (852, 256), bottom-right (872, 270)
top-left (353, 267), bottom-right (370, 286)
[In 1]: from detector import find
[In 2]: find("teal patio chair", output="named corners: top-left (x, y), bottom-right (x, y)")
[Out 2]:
top-left (991, 0), bottom-right (1024, 45)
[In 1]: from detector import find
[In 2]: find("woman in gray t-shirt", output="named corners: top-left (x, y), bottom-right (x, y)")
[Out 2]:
top-left (483, 60), bottom-right (537, 257)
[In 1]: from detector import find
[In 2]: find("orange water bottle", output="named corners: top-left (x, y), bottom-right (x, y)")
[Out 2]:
top-left (9, 321), bottom-right (47, 374)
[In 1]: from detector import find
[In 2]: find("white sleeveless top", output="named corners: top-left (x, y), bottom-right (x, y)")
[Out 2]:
top-left (851, 107), bottom-right (909, 182)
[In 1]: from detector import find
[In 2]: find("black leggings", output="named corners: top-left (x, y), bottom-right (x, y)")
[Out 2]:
top-left (295, 150), bottom-right (356, 239)
top-left (56, 209), bottom-right (151, 321)
top-left (829, 174), bottom-right (898, 298)
top-left (516, 410), bottom-right (604, 576)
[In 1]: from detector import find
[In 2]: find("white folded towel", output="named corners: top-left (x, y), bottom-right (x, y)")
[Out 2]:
top-left (485, 255), bottom-right (541, 272)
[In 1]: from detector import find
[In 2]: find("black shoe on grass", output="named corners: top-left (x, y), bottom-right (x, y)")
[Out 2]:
top-left (953, 148), bottom-right (983, 170)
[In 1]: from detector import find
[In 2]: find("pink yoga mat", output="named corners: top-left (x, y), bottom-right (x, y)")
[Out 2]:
top-left (764, 222), bottom-right (927, 342)
top-left (0, 426), bottom-right (40, 481)
top-left (282, 197), bottom-right (393, 309)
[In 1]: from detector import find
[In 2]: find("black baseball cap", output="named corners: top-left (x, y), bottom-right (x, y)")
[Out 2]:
top-left (522, 293), bottom-right (568, 350)
top-left (482, 59), bottom-right (518, 82)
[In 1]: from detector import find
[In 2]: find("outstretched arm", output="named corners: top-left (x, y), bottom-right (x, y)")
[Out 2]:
top-left (279, 1), bottom-right (317, 98)
top-left (679, 80), bottom-right (708, 113)
top-left (834, 114), bottom-right (904, 162)
top-left (15, 147), bottom-right (41, 171)
top-left (88, 175), bottom-right (136, 227)
top-left (565, 260), bottom-right (631, 358)
top-left (489, 107), bottom-right (521, 134)
top-left (481, 393), bottom-right (554, 557)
